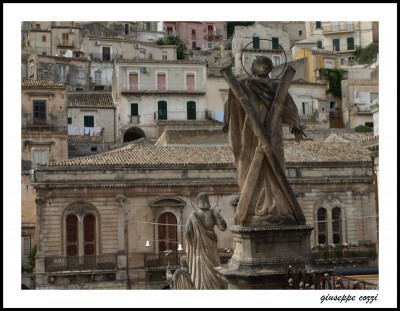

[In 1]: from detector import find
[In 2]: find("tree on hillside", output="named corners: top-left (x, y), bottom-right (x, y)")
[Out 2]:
top-left (226, 22), bottom-right (255, 39)
top-left (156, 36), bottom-right (186, 60)
top-left (319, 68), bottom-right (348, 98)
top-left (354, 43), bottom-right (379, 65)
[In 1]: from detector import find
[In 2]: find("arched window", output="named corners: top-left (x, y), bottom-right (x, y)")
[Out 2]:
top-left (347, 37), bottom-right (354, 51)
top-left (64, 202), bottom-right (98, 260)
top-left (84, 214), bottom-right (96, 255)
top-left (66, 214), bottom-right (78, 256)
top-left (332, 207), bottom-right (342, 244)
top-left (317, 208), bottom-right (327, 244)
top-left (332, 39), bottom-right (340, 52)
top-left (158, 212), bottom-right (177, 252)
top-left (316, 204), bottom-right (344, 246)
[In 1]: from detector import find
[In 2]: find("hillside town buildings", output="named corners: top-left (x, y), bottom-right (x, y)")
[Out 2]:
top-left (18, 19), bottom-right (380, 291)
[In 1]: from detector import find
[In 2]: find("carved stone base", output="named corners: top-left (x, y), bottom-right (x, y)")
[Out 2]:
top-left (215, 225), bottom-right (314, 289)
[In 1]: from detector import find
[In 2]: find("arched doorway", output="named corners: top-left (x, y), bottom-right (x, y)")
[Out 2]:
top-left (123, 127), bottom-right (146, 143)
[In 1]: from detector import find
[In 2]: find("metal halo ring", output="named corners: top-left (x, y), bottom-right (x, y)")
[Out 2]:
top-left (240, 38), bottom-right (287, 80)
top-left (189, 187), bottom-right (220, 211)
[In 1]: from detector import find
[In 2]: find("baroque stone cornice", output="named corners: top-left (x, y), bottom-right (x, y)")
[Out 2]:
top-left (33, 180), bottom-right (239, 190)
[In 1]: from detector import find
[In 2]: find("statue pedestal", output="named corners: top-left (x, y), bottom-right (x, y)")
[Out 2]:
top-left (216, 225), bottom-right (314, 289)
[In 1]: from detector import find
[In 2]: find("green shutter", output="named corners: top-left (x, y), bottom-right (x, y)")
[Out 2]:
top-left (131, 103), bottom-right (138, 116)
top-left (272, 37), bottom-right (279, 50)
top-left (316, 21), bottom-right (321, 29)
top-left (333, 39), bottom-right (340, 52)
top-left (158, 101), bottom-right (167, 120)
top-left (347, 37), bottom-right (354, 50)
top-left (187, 101), bottom-right (196, 120)
top-left (317, 41), bottom-right (323, 49)
top-left (84, 116), bottom-right (94, 127)
top-left (252, 37), bottom-right (260, 49)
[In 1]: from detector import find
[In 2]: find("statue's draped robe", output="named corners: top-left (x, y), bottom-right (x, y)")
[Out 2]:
top-left (185, 212), bottom-right (225, 289)
top-left (224, 77), bottom-right (302, 225)
top-left (169, 268), bottom-right (194, 290)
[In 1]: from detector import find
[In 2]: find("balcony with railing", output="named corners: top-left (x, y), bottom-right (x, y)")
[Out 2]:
top-left (23, 116), bottom-right (55, 132)
top-left (322, 23), bottom-right (355, 34)
top-left (57, 40), bottom-right (76, 48)
top-left (45, 254), bottom-right (117, 272)
top-left (125, 109), bottom-right (218, 125)
top-left (88, 52), bottom-right (122, 62)
top-left (121, 83), bottom-right (206, 95)
top-left (311, 243), bottom-right (378, 269)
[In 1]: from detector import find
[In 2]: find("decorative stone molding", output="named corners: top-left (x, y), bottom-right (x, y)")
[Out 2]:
top-left (35, 197), bottom-right (46, 204)
top-left (116, 194), bottom-right (126, 209)
top-left (316, 193), bottom-right (341, 207)
top-left (230, 255), bottom-right (313, 265)
top-left (64, 201), bottom-right (97, 218)
top-left (35, 197), bottom-right (45, 217)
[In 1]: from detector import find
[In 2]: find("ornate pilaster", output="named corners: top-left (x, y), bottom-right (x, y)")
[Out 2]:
top-left (35, 197), bottom-right (46, 274)
top-left (116, 194), bottom-right (127, 270)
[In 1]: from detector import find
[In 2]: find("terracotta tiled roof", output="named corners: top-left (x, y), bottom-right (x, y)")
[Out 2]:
top-left (327, 132), bottom-right (373, 145)
top-left (45, 142), bottom-right (371, 168)
top-left (284, 141), bottom-right (371, 163)
top-left (46, 145), bottom-right (234, 167)
top-left (68, 92), bottom-right (115, 108)
top-left (22, 79), bottom-right (66, 89)
top-left (68, 135), bottom-right (104, 143)
top-left (324, 133), bottom-right (351, 143)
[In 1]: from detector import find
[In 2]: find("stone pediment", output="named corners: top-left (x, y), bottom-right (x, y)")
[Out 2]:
top-left (150, 197), bottom-right (186, 208)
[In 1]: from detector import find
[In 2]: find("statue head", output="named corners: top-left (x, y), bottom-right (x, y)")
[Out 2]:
top-left (197, 192), bottom-right (211, 210)
top-left (251, 56), bottom-right (273, 78)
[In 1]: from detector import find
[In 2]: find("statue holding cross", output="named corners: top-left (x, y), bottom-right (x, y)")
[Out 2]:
top-left (221, 56), bottom-right (306, 227)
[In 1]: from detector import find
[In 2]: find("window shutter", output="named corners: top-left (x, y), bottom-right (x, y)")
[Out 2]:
top-left (252, 37), bottom-right (260, 49)
top-left (272, 37), bottom-right (279, 50)
top-left (131, 103), bottom-right (138, 116)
